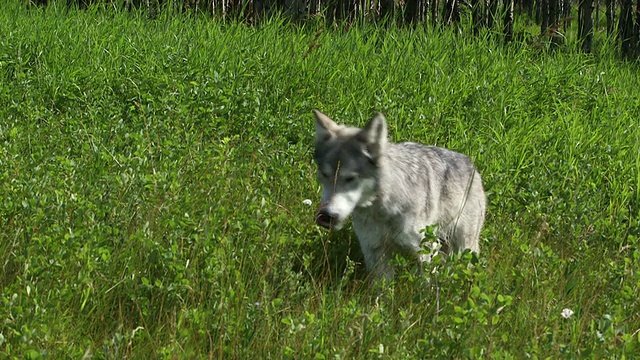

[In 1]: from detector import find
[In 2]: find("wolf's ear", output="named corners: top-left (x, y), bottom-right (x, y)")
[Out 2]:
top-left (358, 113), bottom-right (388, 159)
top-left (313, 109), bottom-right (340, 143)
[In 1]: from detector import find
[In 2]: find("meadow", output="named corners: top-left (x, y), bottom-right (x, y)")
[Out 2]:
top-left (1, 1), bottom-right (639, 358)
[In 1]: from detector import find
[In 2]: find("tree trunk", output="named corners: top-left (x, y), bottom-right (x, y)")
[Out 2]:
top-left (578, 0), bottom-right (594, 53)
top-left (431, 0), bottom-right (439, 26)
top-left (540, 0), bottom-right (548, 33)
top-left (536, 0), bottom-right (544, 25)
top-left (551, 0), bottom-right (564, 46)
top-left (424, 0), bottom-right (430, 23)
top-left (636, 0), bottom-right (640, 56)
top-left (443, 0), bottom-right (459, 26)
top-left (472, 0), bottom-right (483, 35)
top-left (620, 0), bottom-right (634, 57)
top-left (487, 0), bottom-right (497, 28)
top-left (562, 0), bottom-right (571, 30)
top-left (405, 0), bottom-right (420, 24)
top-left (525, 0), bottom-right (534, 19)
top-left (341, 0), bottom-right (355, 21)
top-left (606, 0), bottom-right (614, 35)
top-left (503, 0), bottom-right (514, 42)
top-left (595, 0), bottom-right (599, 31)
top-left (379, 0), bottom-right (394, 20)
top-left (549, 0), bottom-right (558, 28)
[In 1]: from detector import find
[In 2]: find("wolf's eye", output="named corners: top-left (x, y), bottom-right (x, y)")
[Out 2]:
top-left (344, 175), bottom-right (358, 183)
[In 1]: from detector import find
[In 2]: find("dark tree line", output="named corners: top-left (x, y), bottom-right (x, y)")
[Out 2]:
top-left (27, 0), bottom-right (640, 57)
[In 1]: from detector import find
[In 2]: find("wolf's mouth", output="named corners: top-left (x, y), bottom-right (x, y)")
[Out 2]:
top-left (315, 209), bottom-right (336, 229)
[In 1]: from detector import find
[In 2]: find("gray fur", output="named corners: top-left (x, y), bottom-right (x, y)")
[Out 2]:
top-left (313, 110), bottom-right (486, 281)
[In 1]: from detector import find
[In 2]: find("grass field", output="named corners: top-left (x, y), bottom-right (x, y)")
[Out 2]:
top-left (1, 1), bottom-right (640, 358)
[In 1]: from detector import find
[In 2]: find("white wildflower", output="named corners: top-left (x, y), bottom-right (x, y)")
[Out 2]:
top-left (302, 199), bottom-right (313, 206)
top-left (561, 308), bottom-right (574, 319)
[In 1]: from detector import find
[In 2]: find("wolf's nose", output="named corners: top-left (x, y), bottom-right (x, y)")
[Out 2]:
top-left (315, 209), bottom-right (336, 229)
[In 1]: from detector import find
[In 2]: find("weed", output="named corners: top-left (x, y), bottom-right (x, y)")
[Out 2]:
top-left (1, 0), bottom-right (639, 358)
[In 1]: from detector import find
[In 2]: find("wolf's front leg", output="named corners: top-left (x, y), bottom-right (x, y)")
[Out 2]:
top-left (360, 242), bottom-right (394, 284)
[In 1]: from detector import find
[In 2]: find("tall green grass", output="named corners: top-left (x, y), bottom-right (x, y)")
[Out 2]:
top-left (1, 1), bottom-right (639, 358)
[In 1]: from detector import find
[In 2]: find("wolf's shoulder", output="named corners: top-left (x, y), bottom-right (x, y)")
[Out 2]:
top-left (391, 142), bottom-right (469, 159)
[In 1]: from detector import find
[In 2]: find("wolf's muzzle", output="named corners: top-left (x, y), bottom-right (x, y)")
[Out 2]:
top-left (315, 208), bottom-right (337, 229)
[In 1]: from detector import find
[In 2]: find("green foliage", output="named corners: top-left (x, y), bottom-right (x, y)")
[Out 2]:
top-left (1, 0), bottom-right (639, 358)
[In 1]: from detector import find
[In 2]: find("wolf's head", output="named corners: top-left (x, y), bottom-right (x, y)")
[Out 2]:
top-left (312, 110), bottom-right (388, 230)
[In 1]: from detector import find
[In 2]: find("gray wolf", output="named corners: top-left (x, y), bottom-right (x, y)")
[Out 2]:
top-left (313, 110), bottom-right (486, 281)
